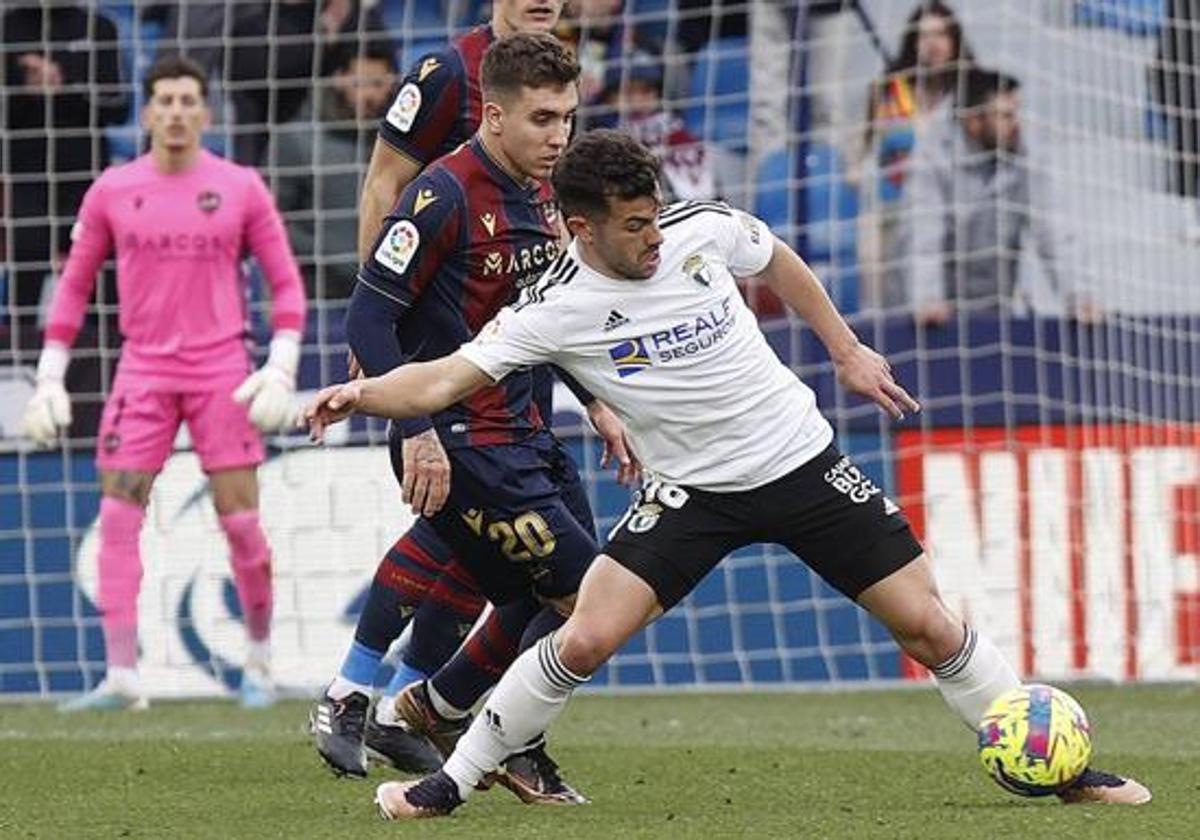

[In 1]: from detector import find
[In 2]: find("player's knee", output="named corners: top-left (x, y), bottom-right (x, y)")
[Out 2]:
top-left (890, 594), bottom-right (963, 667)
top-left (100, 471), bottom-right (154, 507)
top-left (554, 619), bottom-right (618, 677)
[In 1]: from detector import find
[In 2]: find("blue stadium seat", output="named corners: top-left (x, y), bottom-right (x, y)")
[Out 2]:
top-left (683, 36), bottom-right (750, 151)
top-left (1073, 0), bottom-right (1164, 37)
top-left (755, 143), bottom-right (860, 312)
top-left (628, 0), bottom-right (673, 46)
top-left (755, 143), bottom-right (859, 260)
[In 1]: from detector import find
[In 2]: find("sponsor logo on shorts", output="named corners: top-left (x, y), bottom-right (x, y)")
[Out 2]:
top-left (824, 456), bottom-right (883, 504)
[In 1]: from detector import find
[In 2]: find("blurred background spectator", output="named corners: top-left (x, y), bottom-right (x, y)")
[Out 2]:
top-left (853, 0), bottom-right (972, 310)
top-left (899, 68), bottom-right (1083, 325)
top-left (228, 0), bottom-right (392, 165)
top-left (275, 41), bottom-right (399, 301)
top-left (1, 0), bottom-right (129, 439)
top-left (594, 49), bottom-right (722, 201)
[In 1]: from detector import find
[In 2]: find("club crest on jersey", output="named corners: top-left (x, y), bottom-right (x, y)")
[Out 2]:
top-left (480, 212), bottom-right (497, 237)
top-left (413, 189), bottom-right (437, 215)
top-left (608, 337), bottom-right (652, 377)
top-left (196, 190), bottom-right (221, 214)
top-left (541, 201), bottom-right (559, 225)
top-left (418, 57), bottom-right (441, 82)
top-left (386, 83), bottom-right (421, 133)
top-left (375, 219), bottom-right (419, 275)
top-left (682, 253), bottom-right (712, 287)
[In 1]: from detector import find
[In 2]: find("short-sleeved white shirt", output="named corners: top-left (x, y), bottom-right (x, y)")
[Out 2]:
top-left (458, 201), bottom-right (833, 492)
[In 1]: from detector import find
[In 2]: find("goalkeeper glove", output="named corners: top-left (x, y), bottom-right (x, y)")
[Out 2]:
top-left (22, 342), bottom-right (72, 446)
top-left (234, 330), bottom-right (300, 433)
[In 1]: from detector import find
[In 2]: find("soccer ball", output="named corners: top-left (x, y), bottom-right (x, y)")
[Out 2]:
top-left (977, 684), bottom-right (1092, 796)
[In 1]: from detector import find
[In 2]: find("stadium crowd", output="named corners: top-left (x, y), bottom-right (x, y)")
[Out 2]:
top-left (2, 0), bottom-right (1194, 435)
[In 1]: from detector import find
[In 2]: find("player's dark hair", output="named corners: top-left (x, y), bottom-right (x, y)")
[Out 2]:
top-left (552, 129), bottom-right (661, 219)
top-left (481, 32), bottom-right (580, 102)
top-left (144, 53), bottom-right (208, 100)
top-left (960, 67), bottom-right (1020, 112)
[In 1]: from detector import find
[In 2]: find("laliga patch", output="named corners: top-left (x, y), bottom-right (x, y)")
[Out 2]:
top-left (386, 83), bottom-right (422, 133)
top-left (736, 210), bottom-right (761, 244)
top-left (375, 219), bottom-right (420, 275)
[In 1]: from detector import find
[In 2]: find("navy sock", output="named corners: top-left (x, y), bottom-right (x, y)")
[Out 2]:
top-left (429, 597), bottom-right (542, 711)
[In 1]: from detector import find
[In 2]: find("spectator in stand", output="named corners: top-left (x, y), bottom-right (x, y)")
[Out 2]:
top-left (557, 0), bottom-right (646, 107)
top-left (1, 1), bottom-right (129, 439)
top-left (275, 42), bottom-right (398, 300)
top-left (854, 0), bottom-right (972, 310)
top-left (900, 68), bottom-right (1092, 324)
top-left (227, 0), bottom-right (391, 165)
top-left (594, 49), bottom-right (721, 201)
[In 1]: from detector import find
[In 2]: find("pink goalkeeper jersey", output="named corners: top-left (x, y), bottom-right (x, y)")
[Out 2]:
top-left (46, 149), bottom-right (306, 388)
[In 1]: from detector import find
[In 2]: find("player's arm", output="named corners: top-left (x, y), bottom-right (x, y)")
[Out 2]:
top-left (233, 173), bottom-right (308, 432)
top-left (358, 48), bottom-right (460, 259)
top-left (23, 179), bottom-right (115, 445)
top-left (756, 237), bottom-right (920, 420)
top-left (358, 140), bottom-right (423, 260)
top-left (306, 353), bottom-right (491, 442)
top-left (308, 301), bottom-right (560, 438)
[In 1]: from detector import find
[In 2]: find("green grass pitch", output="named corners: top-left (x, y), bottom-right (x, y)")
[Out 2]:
top-left (2, 685), bottom-right (1196, 839)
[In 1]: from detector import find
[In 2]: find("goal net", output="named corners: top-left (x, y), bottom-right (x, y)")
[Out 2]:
top-left (2, 0), bottom-right (1198, 700)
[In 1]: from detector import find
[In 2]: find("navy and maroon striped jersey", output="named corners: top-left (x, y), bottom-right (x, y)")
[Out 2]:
top-left (378, 26), bottom-right (492, 168)
top-left (358, 137), bottom-right (563, 449)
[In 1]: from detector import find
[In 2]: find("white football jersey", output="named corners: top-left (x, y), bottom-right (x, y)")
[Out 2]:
top-left (458, 201), bottom-right (833, 492)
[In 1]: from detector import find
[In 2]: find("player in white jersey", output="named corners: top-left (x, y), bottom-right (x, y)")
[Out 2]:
top-left (305, 130), bottom-right (1151, 815)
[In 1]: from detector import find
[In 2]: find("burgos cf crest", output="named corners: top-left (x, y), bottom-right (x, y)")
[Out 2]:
top-left (608, 337), bottom-right (652, 377)
top-left (683, 253), bottom-right (712, 286)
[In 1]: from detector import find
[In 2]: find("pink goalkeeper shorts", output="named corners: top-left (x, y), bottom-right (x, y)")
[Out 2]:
top-left (96, 374), bottom-right (264, 474)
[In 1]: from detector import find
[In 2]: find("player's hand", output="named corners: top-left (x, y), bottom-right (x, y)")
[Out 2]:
top-left (303, 381), bottom-right (363, 443)
top-left (587, 399), bottom-right (641, 486)
top-left (22, 380), bottom-right (72, 446)
top-left (234, 331), bottom-right (300, 433)
top-left (401, 428), bottom-right (451, 517)
top-left (234, 366), bottom-right (295, 432)
top-left (833, 343), bottom-right (920, 421)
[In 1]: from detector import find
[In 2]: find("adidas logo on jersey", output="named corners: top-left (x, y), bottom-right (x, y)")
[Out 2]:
top-left (602, 310), bottom-right (630, 332)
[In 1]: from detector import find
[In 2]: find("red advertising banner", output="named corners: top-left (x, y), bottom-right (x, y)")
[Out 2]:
top-left (895, 425), bottom-right (1200, 681)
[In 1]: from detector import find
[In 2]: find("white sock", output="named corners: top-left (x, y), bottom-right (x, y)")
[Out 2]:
top-left (106, 666), bottom-right (141, 696)
top-left (442, 633), bottom-right (587, 800)
top-left (246, 640), bottom-right (271, 676)
top-left (932, 625), bottom-right (1021, 730)
top-left (426, 680), bottom-right (470, 721)
top-left (375, 700), bottom-right (398, 726)
top-left (326, 675), bottom-right (372, 700)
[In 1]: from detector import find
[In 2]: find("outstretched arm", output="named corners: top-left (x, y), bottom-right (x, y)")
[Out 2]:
top-left (756, 238), bottom-right (920, 420)
top-left (305, 353), bottom-right (492, 442)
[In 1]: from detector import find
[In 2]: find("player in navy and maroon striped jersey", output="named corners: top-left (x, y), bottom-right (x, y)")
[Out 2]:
top-left (314, 35), bottom-right (634, 804)
top-left (313, 2), bottom-right (578, 782)
top-left (358, 1), bottom-right (566, 258)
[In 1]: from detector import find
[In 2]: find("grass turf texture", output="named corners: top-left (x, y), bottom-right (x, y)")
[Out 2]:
top-left (1, 686), bottom-right (1195, 839)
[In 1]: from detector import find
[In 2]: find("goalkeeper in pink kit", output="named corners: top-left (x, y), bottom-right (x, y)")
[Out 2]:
top-left (22, 55), bottom-right (307, 711)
